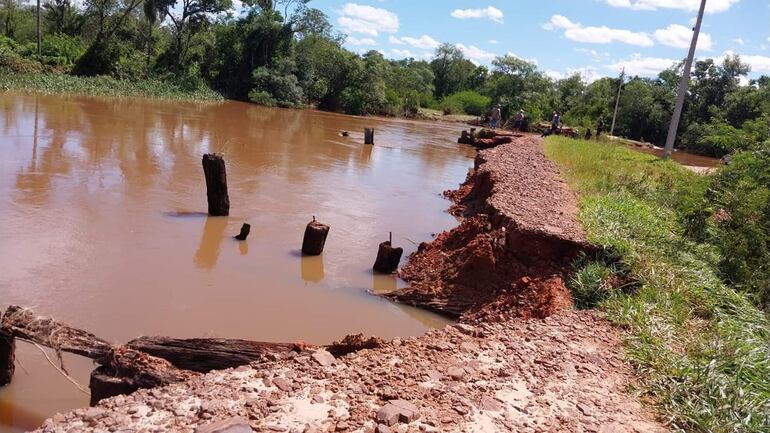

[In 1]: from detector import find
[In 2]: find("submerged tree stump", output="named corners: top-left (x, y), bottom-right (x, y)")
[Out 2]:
top-left (202, 153), bottom-right (230, 217)
top-left (234, 223), bottom-right (251, 241)
top-left (373, 241), bottom-right (403, 274)
top-left (364, 128), bottom-right (375, 145)
top-left (302, 218), bottom-right (330, 256)
top-left (0, 330), bottom-right (14, 386)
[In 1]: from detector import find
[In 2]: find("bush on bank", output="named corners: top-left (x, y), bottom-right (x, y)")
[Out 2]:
top-left (545, 136), bottom-right (770, 433)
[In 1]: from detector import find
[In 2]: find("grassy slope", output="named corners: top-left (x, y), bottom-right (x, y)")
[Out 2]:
top-left (544, 137), bottom-right (770, 433)
top-left (0, 73), bottom-right (223, 101)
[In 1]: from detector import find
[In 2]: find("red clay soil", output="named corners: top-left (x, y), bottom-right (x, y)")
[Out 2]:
top-left (389, 135), bottom-right (591, 320)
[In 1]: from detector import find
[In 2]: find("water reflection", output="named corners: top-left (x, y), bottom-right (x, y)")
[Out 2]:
top-left (372, 273), bottom-right (398, 294)
top-left (301, 255), bottom-right (325, 283)
top-left (238, 240), bottom-right (249, 256)
top-left (0, 92), bottom-right (474, 427)
top-left (194, 217), bottom-right (229, 270)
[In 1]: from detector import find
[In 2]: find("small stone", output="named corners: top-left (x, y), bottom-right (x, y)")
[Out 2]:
top-left (447, 367), bottom-right (465, 381)
top-left (376, 424), bottom-right (392, 433)
top-left (195, 417), bottom-right (254, 433)
top-left (268, 426), bottom-right (288, 432)
top-left (577, 403), bottom-right (594, 417)
top-left (273, 377), bottom-right (293, 392)
top-left (376, 404), bottom-right (400, 426)
top-left (312, 350), bottom-right (336, 367)
top-left (335, 421), bottom-right (349, 431)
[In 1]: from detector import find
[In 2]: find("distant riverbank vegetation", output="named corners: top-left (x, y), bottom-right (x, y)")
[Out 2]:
top-left (1, 0), bottom-right (768, 156)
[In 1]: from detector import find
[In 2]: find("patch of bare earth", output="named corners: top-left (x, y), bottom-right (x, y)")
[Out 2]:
top-left (32, 134), bottom-right (667, 433)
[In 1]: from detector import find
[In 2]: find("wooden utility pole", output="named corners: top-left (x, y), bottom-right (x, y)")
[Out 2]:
top-left (610, 67), bottom-right (625, 136)
top-left (663, 0), bottom-right (707, 159)
top-left (36, 0), bottom-right (41, 55)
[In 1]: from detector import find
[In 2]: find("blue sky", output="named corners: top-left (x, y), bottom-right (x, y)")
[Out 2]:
top-left (314, 0), bottom-right (770, 80)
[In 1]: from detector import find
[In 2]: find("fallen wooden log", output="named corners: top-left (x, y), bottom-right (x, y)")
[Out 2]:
top-left (90, 346), bottom-right (200, 405)
top-left (1, 305), bottom-right (111, 359)
top-left (126, 337), bottom-right (301, 373)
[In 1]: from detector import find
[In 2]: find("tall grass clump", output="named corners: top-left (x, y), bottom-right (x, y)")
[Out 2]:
top-left (545, 136), bottom-right (770, 433)
top-left (0, 73), bottom-right (223, 101)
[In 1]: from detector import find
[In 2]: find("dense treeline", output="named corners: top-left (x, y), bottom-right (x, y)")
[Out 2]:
top-left (1, 0), bottom-right (769, 157)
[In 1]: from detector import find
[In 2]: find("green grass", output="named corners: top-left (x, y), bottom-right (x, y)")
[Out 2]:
top-left (0, 72), bottom-right (224, 101)
top-left (545, 137), bottom-right (770, 433)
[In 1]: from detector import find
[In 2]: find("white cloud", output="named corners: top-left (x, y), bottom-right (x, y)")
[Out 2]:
top-left (546, 67), bottom-right (600, 83)
top-left (456, 43), bottom-right (497, 63)
top-left (489, 40), bottom-right (499, 44)
top-left (450, 6), bottom-right (504, 23)
top-left (391, 49), bottom-right (417, 59)
top-left (654, 24), bottom-right (712, 50)
top-left (347, 37), bottom-right (377, 46)
top-left (389, 35), bottom-right (440, 50)
top-left (733, 38), bottom-right (745, 46)
top-left (575, 48), bottom-right (610, 63)
top-left (506, 51), bottom-right (538, 65)
top-left (607, 54), bottom-right (678, 76)
top-left (544, 15), bottom-right (654, 47)
top-left (338, 3), bottom-right (399, 36)
top-left (605, 0), bottom-right (739, 14)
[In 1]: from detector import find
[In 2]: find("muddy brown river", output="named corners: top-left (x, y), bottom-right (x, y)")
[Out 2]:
top-left (0, 93), bottom-right (476, 431)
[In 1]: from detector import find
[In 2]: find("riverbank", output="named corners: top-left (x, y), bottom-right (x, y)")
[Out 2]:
top-left (545, 136), bottom-right (770, 432)
top-left (0, 73), bottom-right (224, 101)
top-left (28, 134), bottom-right (670, 433)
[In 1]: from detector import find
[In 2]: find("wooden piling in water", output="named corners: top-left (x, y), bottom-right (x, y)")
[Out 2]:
top-left (373, 233), bottom-right (403, 274)
top-left (234, 223), bottom-right (251, 241)
top-left (202, 153), bottom-right (230, 217)
top-left (0, 329), bottom-right (14, 386)
top-left (302, 217), bottom-right (330, 256)
top-left (364, 128), bottom-right (375, 145)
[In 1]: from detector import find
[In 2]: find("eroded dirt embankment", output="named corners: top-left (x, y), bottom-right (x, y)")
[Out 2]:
top-left (31, 135), bottom-right (667, 433)
top-left (389, 135), bottom-right (593, 322)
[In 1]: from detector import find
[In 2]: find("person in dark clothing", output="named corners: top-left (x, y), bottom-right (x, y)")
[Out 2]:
top-left (512, 110), bottom-right (525, 132)
top-left (550, 111), bottom-right (561, 134)
top-left (584, 128), bottom-right (592, 140)
top-left (596, 115), bottom-right (606, 139)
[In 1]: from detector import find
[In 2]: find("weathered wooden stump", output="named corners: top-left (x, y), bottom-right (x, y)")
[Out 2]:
top-left (234, 223), bottom-right (251, 241)
top-left (364, 128), bottom-right (375, 145)
top-left (373, 240), bottom-right (403, 274)
top-left (0, 329), bottom-right (14, 386)
top-left (302, 218), bottom-right (330, 256)
top-left (202, 153), bottom-right (230, 217)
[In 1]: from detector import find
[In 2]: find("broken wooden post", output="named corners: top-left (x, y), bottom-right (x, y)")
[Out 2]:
top-left (364, 128), bottom-right (375, 145)
top-left (0, 329), bottom-right (14, 386)
top-left (202, 153), bottom-right (230, 217)
top-left (373, 232), bottom-right (403, 274)
top-left (302, 217), bottom-right (330, 256)
top-left (234, 223), bottom-right (251, 241)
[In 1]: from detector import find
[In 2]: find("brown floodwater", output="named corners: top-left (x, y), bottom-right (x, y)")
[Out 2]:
top-left (0, 93), bottom-right (476, 431)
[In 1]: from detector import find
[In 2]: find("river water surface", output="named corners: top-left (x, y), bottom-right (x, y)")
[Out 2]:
top-left (0, 93), bottom-right (475, 431)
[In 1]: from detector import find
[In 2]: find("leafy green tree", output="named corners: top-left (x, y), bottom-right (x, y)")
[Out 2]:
top-left (430, 43), bottom-right (475, 98)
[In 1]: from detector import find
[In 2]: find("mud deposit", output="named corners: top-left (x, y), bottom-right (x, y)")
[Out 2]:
top-left (391, 135), bottom-right (591, 320)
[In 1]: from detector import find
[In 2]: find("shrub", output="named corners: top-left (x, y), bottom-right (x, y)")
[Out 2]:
top-left (41, 33), bottom-right (85, 66)
top-left (251, 66), bottom-right (305, 108)
top-left (248, 89), bottom-right (277, 107)
top-left (440, 90), bottom-right (491, 116)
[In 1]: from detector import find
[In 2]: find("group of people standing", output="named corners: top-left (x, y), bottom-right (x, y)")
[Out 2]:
top-left (489, 103), bottom-right (609, 141)
top-left (489, 104), bottom-right (526, 132)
